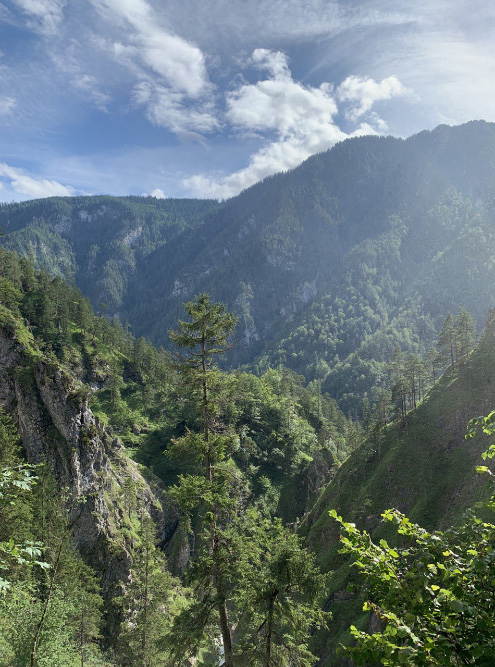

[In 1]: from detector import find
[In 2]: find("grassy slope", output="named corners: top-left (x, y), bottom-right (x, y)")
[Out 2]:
top-left (303, 323), bottom-right (495, 666)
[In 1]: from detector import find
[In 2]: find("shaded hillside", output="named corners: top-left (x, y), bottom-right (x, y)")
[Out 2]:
top-left (0, 245), bottom-right (354, 663)
top-left (0, 244), bottom-right (350, 564)
top-left (0, 253), bottom-right (176, 650)
top-left (0, 195), bottom-right (217, 310)
top-left (301, 313), bottom-right (495, 666)
top-left (3, 122), bottom-right (495, 413)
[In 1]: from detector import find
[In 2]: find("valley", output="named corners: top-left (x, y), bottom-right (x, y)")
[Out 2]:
top-left (1, 121), bottom-right (495, 666)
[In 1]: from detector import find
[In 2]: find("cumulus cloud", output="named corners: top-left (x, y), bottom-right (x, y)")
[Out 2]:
top-left (337, 74), bottom-right (410, 121)
top-left (0, 97), bottom-right (16, 115)
top-left (0, 163), bottom-right (75, 198)
top-left (150, 188), bottom-right (166, 198)
top-left (184, 50), bottom-right (407, 199)
top-left (12, 0), bottom-right (66, 34)
top-left (133, 82), bottom-right (219, 139)
top-left (226, 51), bottom-right (338, 136)
top-left (251, 48), bottom-right (291, 79)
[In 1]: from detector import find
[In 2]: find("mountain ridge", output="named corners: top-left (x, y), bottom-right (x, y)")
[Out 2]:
top-left (2, 121), bottom-right (495, 414)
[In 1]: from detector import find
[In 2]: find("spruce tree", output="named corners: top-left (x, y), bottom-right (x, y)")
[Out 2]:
top-left (437, 312), bottom-right (456, 370)
top-left (455, 307), bottom-right (477, 363)
top-left (119, 513), bottom-right (175, 667)
top-left (167, 293), bottom-right (238, 666)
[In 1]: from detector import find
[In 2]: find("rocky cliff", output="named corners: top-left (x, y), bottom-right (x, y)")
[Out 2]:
top-left (0, 320), bottom-right (178, 627)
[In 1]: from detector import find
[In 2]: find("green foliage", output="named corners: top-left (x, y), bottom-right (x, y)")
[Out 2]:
top-left (118, 514), bottom-right (177, 667)
top-left (234, 512), bottom-right (330, 667)
top-left (3, 125), bottom-right (495, 417)
top-left (330, 502), bottom-right (495, 665)
top-left (0, 403), bottom-right (110, 666)
top-left (165, 295), bottom-right (329, 667)
top-left (328, 413), bottom-right (495, 666)
top-left (302, 316), bottom-right (495, 666)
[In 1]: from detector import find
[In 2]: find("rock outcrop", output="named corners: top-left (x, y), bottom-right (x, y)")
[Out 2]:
top-left (0, 323), bottom-right (176, 628)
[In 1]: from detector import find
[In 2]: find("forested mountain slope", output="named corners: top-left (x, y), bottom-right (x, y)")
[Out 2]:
top-left (0, 247), bottom-right (353, 664)
top-left (302, 311), bottom-right (495, 666)
top-left (0, 195), bottom-right (217, 310)
top-left (0, 245), bottom-right (494, 664)
top-left (3, 121), bottom-right (495, 415)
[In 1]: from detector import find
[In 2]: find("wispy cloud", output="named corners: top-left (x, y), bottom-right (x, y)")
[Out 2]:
top-left (0, 97), bottom-right (16, 115)
top-left (131, 81), bottom-right (219, 139)
top-left (183, 50), bottom-right (407, 199)
top-left (71, 75), bottom-right (111, 112)
top-left (11, 0), bottom-right (66, 34)
top-left (0, 163), bottom-right (75, 198)
top-left (93, 0), bottom-right (208, 97)
top-left (89, 0), bottom-right (217, 138)
top-left (4, 0), bottom-right (495, 203)
top-left (152, 0), bottom-right (411, 54)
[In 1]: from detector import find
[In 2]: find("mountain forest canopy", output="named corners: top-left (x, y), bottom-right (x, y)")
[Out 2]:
top-left (1, 121), bottom-right (495, 666)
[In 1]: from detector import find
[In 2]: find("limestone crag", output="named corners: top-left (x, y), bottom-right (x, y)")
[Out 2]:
top-left (0, 324), bottom-right (174, 608)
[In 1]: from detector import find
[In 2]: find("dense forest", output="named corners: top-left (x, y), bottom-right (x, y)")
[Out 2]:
top-left (3, 122), bottom-right (495, 417)
top-left (1, 121), bottom-right (495, 667)
top-left (0, 244), bottom-right (494, 666)
top-left (0, 247), bottom-right (350, 665)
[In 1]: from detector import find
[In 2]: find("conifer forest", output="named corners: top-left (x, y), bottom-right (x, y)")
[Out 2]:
top-left (2, 6), bottom-right (495, 664)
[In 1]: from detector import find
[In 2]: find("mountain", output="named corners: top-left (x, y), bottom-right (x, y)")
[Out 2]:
top-left (301, 312), bottom-right (495, 666)
top-left (3, 121), bottom-right (495, 415)
top-left (0, 242), bottom-right (494, 664)
top-left (0, 246), bottom-right (352, 663)
top-left (0, 195), bottom-right (217, 309)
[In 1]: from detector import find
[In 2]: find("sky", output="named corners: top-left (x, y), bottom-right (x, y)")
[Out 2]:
top-left (0, 0), bottom-right (494, 202)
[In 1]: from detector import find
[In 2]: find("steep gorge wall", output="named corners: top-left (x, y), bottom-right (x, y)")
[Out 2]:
top-left (0, 324), bottom-right (179, 616)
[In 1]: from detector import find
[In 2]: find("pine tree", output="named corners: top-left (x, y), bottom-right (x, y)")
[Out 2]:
top-left (119, 513), bottom-right (175, 667)
top-left (404, 353), bottom-right (422, 410)
top-left (362, 397), bottom-right (372, 436)
top-left (455, 307), bottom-right (477, 363)
top-left (234, 512), bottom-right (328, 667)
top-left (29, 470), bottom-right (104, 667)
top-left (437, 312), bottom-right (456, 370)
top-left (388, 345), bottom-right (407, 425)
top-left (424, 346), bottom-right (440, 386)
top-left (167, 293), bottom-right (238, 667)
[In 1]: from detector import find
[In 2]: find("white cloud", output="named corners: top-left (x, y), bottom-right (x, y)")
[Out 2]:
top-left (337, 75), bottom-right (410, 121)
top-left (183, 129), bottom-right (346, 199)
top-left (12, 0), bottom-right (66, 34)
top-left (226, 79), bottom-right (338, 137)
top-left (92, 0), bottom-right (208, 95)
top-left (0, 163), bottom-right (75, 198)
top-left (89, 0), bottom-right (215, 138)
top-left (136, 84), bottom-right (219, 138)
top-left (151, 0), bottom-right (410, 53)
top-left (71, 75), bottom-right (111, 112)
top-left (0, 97), bottom-right (16, 115)
top-left (184, 50), bottom-right (407, 199)
top-left (150, 188), bottom-right (166, 198)
top-left (251, 48), bottom-right (291, 79)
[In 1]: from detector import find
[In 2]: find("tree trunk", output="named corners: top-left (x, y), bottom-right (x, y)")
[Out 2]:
top-left (142, 541), bottom-right (149, 662)
top-left (218, 594), bottom-right (234, 667)
top-left (31, 538), bottom-right (64, 667)
top-left (80, 611), bottom-right (85, 667)
top-left (264, 591), bottom-right (278, 667)
top-left (201, 332), bottom-right (212, 483)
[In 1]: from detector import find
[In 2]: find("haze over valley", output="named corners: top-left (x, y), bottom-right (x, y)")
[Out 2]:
top-left (1, 2), bottom-right (495, 666)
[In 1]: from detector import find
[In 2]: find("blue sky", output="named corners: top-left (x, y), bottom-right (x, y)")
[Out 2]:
top-left (0, 0), bottom-right (494, 202)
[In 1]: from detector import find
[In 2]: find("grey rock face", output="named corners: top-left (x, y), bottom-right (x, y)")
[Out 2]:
top-left (0, 325), bottom-right (178, 627)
